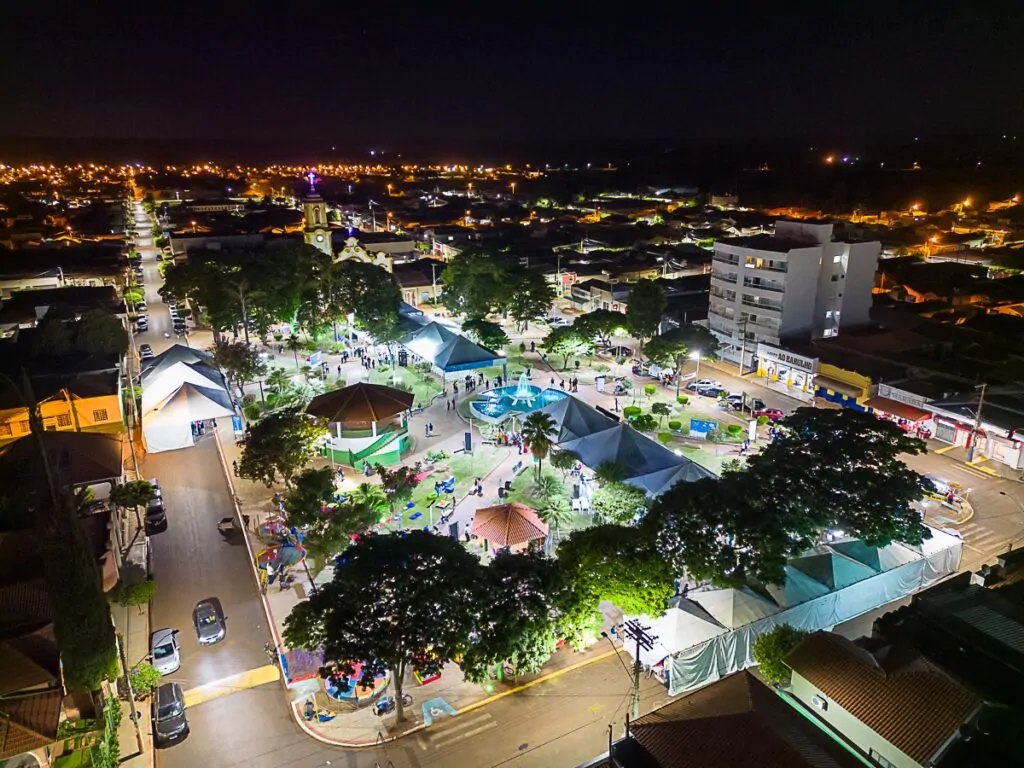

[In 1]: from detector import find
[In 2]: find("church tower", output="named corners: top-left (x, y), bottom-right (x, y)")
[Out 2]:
top-left (302, 171), bottom-right (333, 257)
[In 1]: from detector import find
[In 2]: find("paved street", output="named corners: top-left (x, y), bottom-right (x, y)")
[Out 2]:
top-left (128, 202), bottom-right (278, 767)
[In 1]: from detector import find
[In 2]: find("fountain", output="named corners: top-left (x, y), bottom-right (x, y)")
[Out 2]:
top-left (468, 372), bottom-right (568, 423)
top-left (509, 372), bottom-right (539, 406)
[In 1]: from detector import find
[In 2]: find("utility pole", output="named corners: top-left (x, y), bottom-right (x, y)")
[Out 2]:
top-left (736, 316), bottom-right (750, 377)
top-left (966, 382), bottom-right (988, 463)
top-left (623, 618), bottom-right (656, 721)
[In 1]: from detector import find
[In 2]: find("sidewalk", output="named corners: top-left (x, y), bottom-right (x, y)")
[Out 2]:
top-left (113, 523), bottom-right (154, 767)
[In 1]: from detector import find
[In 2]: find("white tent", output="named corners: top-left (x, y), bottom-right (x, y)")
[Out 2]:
top-left (141, 362), bottom-right (225, 412)
top-left (142, 382), bottom-right (234, 453)
top-left (621, 528), bottom-right (963, 695)
top-left (625, 605), bottom-right (728, 668)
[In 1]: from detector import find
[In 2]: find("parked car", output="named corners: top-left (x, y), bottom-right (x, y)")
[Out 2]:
top-left (153, 683), bottom-right (188, 746)
top-left (146, 497), bottom-right (166, 529)
top-left (686, 378), bottom-right (722, 391)
top-left (136, 316), bottom-right (149, 332)
top-left (546, 316), bottom-right (570, 327)
top-left (193, 598), bottom-right (226, 645)
top-left (755, 407), bottom-right (785, 421)
top-left (149, 478), bottom-right (162, 498)
top-left (150, 629), bottom-right (181, 675)
top-left (696, 386), bottom-right (726, 398)
top-left (139, 343), bottom-right (154, 360)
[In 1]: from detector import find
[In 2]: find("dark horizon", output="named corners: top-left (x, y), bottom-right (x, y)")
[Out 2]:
top-left (2, 4), bottom-right (1022, 151)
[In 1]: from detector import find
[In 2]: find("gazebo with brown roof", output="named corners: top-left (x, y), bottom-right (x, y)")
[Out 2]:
top-left (307, 382), bottom-right (414, 432)
top-left (469, 502), bottom-right (549, 553)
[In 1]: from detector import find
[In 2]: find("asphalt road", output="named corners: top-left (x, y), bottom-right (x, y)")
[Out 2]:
top-left (130, 203), bottom-right (276, 767)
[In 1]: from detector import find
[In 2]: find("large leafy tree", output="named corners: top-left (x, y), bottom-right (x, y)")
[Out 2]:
top-left (645, 325), bottom-right (719, 385)
top-left (75, 309), bottom-right (130, 358)
top-left (542, 326), bottom-right (594, 370)
top-left (522, 411), bottom-right (558, 478)
top-left (573, 309), bottom-right (627, 345)
top-left (237, 408), bottom-right (326, 487)
top-left (644, 476), bottom-right (803, 587)
top-left (284, 467), bottom-right (338, 529)
top-left (556, 524), bottom-right (675, 616)
top-left (461, 553), bottom-right (562, 684)
top-left (744, 407), bottom-right (932, 547)
top-left (592, 481), bottom-right (648, 524)
top-left (283, 532), bottom-right (484, 722)
top-left (626, 279), bottom-right (667, 353)
top-left (461, 318), bottom-right (509, 352)
top-left (439, 249), bottom-right (510, 318)
top-left (334, 260), bottom-right (402, 335)
top-left (505, 269), bottom-right (555, 332)
top-left (289, 476), bottom-right (385, 565)
top-left (210, 341), bottom-right (267, 393)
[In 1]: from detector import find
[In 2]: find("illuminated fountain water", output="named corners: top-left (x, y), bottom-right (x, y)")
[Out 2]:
top-left (469, 372), bottom-right (568, 423)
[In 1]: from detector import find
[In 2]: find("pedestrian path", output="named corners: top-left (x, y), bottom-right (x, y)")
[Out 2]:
top-left (958, 521), bottom-right (1010, 553)
top-left (415, 711), bottom-right (497, 752)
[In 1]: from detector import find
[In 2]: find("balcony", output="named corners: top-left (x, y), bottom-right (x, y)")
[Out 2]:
top-left (708, 305), bottom-right (736, 322)
top-left (713, 253), bottom-right (740, 266)
top-left (742, 278), bottom-right (784, 294)
top-left (711, 270), bottom-right (738, 285)
top-left (710, 288), bottom-right (736, 302)
top-left (741, 296), bottom-right (782, 312)
top-left (743, 258), bottom-right (788, 274)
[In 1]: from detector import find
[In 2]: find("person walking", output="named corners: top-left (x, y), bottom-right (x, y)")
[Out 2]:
top-left (232, 460), bottom-right (239, 476)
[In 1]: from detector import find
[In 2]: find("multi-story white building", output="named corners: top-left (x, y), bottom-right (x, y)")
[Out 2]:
top-left (706, 220), bottom-right (879, 367)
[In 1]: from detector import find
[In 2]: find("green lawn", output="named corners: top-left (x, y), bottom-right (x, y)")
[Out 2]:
top-left (366, 365), bottom-right (443, 407)
top-left (54, 751), bottom-right (92, 768)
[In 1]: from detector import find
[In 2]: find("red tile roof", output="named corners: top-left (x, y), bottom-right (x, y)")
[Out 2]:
top-left (469, 503), bottom-right (548, 548)
top-left (786, 632), bottom-right (980, 764)
top-left (615, 670), bottom-right (861, 767)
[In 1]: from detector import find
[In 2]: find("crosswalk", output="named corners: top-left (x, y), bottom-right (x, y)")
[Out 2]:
top-left (417, 711), bottom-right (497, 751)
top-left (957, 521), bottom-right (1010, 554)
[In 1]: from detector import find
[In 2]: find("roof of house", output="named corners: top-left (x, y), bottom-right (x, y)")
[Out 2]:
top-left (786, 632), bottom-right (980, 764)
top-left (0, 431), bottom-right (124, 486)
top-left (0, 687), bottom-right (64, 760)
top-left (611, 670), bottom-right (862, 768)
top-left (469, 503), bottom-right (548, 548)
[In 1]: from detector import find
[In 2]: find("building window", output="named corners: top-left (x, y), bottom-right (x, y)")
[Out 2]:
top-left (56, 414), bottom-right (73, 428)
top-left (0, 423), bottom-right (11, 438)
top-left (833, 254), bottom-right (842, 263)
top-left (869, 749), bottom-right (895, 768)
top-left (825, 310), bottom-right (833, 318)
top-left (92, 409), bottom-right (109, 422)
top-left (823, 328), bottom-right (837, 337)
top-left (831, 274), bottom-right (839, 282)
top-left (19, 420), bottom-right (30, 434)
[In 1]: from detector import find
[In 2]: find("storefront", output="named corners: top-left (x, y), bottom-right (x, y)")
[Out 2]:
top-left (864, 384), bottom-right (935, 439)
top-left (755, 344), bottom-right (818, 402)
top-left (813, 364), bottom-right (870, 410)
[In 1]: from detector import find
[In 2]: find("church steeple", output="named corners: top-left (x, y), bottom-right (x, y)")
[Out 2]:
top-left (302, 171), bottom-right (332, 257)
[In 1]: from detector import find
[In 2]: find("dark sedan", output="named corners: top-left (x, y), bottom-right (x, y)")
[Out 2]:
top-left (193, 598), bottom-right (226, 645)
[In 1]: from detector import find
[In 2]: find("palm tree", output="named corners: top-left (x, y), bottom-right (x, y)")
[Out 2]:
top-left (535, 494), bottom-right (573, 554)
top-left (286, 334), bottom-right (304, 371)
top-left (521, 411), bottom-right (557, 479)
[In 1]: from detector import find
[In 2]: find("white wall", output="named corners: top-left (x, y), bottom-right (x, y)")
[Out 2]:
top-left (839, 241), bottom-right (880, 328)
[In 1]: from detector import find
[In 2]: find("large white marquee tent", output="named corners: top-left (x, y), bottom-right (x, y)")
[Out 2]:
top-left (623, 527), bottom-right (963, 696)
top-left (140, 345), bottom-right (234, 453)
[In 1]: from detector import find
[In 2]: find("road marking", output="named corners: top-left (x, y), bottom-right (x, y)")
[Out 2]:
top-left (182, 664), bottom-right (280, 707)
top-left (457, 648), bottom-right (617, 716)
top-left (933, 445), bottom-right (956, 455)
top-left (422, 713), bottom-right (497, 749)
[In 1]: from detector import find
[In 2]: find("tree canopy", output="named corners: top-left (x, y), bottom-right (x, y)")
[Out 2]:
top-left (210, 341), bottom-right (267, 391)
top-left (645, 325), bottom-right (719, 378)
top-left (238, 408), bottom-right (326, 487)
top-left (574, 309), bottom-right (627, 344)
top-left (592, 481), bottom-right (648, 524)
top-left (283, 532), bottom-right (484, 722)
top-left (556, 524), bottom-right (675, 616)
top-left (751, 624), bottom-right (808, 685)
top-left (522, 411), bottom-right (558, 477)
top-left (440, 249), bottom-right (510, 319)
top-left (542, 326), bottom-right (594, 369)
top-left (461, 318), bottom-right (509, 351)
top-left (626, 279), bottom-right (667, 351)
top-left (505, 269), bottom-right (555, 332)
top-left (644, 407), bottom-right (933, 586)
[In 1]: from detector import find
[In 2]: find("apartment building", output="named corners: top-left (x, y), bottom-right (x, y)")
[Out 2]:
top-left (707, 220), bottom-right (880, 367)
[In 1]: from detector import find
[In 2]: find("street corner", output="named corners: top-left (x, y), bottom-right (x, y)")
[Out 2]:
top-left (287, 690), bottom-right (426, 748)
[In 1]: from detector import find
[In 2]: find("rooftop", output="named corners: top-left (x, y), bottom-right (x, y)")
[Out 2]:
top-left (786, 631), bottom-right (980, 765)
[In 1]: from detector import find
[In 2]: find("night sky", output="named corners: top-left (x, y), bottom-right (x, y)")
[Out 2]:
top-left (2, 3), bottom-right (1021, 147)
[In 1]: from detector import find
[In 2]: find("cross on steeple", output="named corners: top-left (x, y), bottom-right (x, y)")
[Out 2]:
top-left (305, 170), bottom-right (318, 192)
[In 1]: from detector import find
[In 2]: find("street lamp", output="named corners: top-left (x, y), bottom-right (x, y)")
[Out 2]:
top-left (509, 181), bottom-right (516, 196)
top-left (190, 220), bottom-right (197, 233)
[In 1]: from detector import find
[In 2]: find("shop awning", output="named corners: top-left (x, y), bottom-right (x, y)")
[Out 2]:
top-left (813, 375), bottom-right (864, 398)
top-left (863, 396), bottom-right (930, 421)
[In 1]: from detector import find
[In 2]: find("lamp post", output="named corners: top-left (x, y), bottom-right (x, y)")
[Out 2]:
top-left (965, 382), bottom-right (988, 464)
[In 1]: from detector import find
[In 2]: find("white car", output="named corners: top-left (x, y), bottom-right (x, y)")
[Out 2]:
top-left (546, 316), bottom-right (570, 327)
top-left (150, 628), bottom-right (181, 675)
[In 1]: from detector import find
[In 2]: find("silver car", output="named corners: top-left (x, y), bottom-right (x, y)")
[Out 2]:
top-left (192, 598), bottom-right (226, 645)
top-left (150, 628), bottom-right (180, 675)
